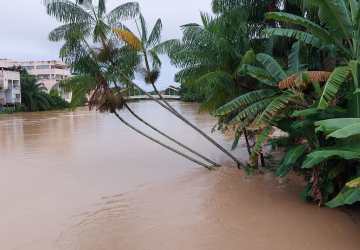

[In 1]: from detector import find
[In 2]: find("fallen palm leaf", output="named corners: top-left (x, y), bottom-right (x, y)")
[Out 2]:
top-left (279, 71), bottom-right (332, 89)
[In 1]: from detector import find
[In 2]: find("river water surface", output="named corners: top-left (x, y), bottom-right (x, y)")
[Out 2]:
top-left (0, 102), bottom-right (359, 250)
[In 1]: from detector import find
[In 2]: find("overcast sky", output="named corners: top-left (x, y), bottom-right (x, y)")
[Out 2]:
top-left (0, 0), bottom-right (212, 90)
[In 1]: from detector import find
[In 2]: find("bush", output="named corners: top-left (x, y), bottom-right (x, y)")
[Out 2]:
top-left (48, 94), bottom-right (70, 110)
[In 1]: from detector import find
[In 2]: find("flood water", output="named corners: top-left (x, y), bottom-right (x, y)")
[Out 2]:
top-left (0, 101), bottom-right (359, 250)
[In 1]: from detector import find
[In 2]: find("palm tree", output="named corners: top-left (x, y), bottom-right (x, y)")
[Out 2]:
top-left (264, 0), bottom-right (360, 117)
top-left (114, 14), bottom-right (162, 89)
top-left (113, 13), bottom-right (242, 167)
top-left (45, 0), bottom-right (217, 169)
top-left (21, 70), bottom-right (51, 111)
top-left (46, 0), bottom-right (139, 42)
top-left (157, 11), bottom-right (252, 109)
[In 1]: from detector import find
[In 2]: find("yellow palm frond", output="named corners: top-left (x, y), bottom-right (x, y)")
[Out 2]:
top-left (113, 28), bottom-right (142, 51)
top-left (279, 71), bottom-right (332, 89)
top-left (346, 177), bottom-right (360, 188)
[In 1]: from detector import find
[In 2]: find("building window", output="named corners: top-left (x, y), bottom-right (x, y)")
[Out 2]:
top-left (13, 80), bottom-right (20, 88)
top-left (36, 65), bottom-right (50, 69)
top-left (38, 74), bottom-right (50, 80)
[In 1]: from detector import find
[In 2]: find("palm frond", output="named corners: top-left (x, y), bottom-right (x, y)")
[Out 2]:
top-left (61, 75), bottom-right (96, 108)
top-left (147, 19), bottom-right (163, 48)
top-left (215, 89), bottom-right (279, 116)
top-left (149, 49), bottom-right (162, 68)
top-left (49, 22), bottom-right (91, 42)
top-left (113, 28), bottom-right (142, 50)
top-left (98, 0), bottom-right (106, 16)
top-left (200, 12), bottom-right (214, 27)
top-left (153, 39), bottom-right (182, 55)
top-left (174, 64), bottom-right (216, 83)
top-left (212, 0), bottom-right (243, 13)
top-left (45, 0), bottom-right (93, 23)
top-left (318, 66), bottom-right (351, 109)
top-left (139, 14), bottom-right (148, 43)
top-left (194, 71), bottom-right (236, 110)
top-left (107, 2), bottom-right (139, 24)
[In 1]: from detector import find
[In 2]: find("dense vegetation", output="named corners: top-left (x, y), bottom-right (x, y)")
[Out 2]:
top-left (20, 70), bottom-right (69, 112)
top-left (45, 0), bottom-right (360, 208)
top-left (168, 0), bottom-right (360, 208)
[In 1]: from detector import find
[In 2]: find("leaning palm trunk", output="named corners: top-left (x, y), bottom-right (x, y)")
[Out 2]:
top-left (112, 81), bottom-right (219, 167)
top-left (243, 129), bottom-right (252, 157)
top-left (97, 81), bottom-right (216, 170)
top-left (125, 77), bottom-right (241, 167)
top-left (124, 103), bottom-right (220, 167)
top-left (112, 110), bottom-right (214, 170)
top-left (113, 18), bottom-right (240, 167)
top-left (45, 0), bottom-right (216, 170)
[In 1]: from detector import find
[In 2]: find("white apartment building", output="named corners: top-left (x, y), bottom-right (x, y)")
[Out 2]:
top-left (0, 67), bottom-right (21, 105)
top-left (0, 59), bottom-right (72, 102)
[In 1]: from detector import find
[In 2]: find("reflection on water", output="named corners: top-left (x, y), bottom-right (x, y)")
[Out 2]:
top-left (0, 102), bottom-right (359, 250)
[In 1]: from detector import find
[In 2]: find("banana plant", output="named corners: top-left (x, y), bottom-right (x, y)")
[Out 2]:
top-left (265, 0), bottom-right (360, 117)
top-left (215, 43), bottom-right (329, 149)
top-left (302, 118), bottom-right (360, 207)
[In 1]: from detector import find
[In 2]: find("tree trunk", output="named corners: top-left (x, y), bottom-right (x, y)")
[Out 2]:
top-left (243, 128), bottom-right (252, 156)
top-left (260, 151), bottom-right (266, 169)
top-left (112, 110), bottom-right (214, 170)
top-left (151, 83), bottom-right (241, 168)
top-left (126, 80), bottom-right (241, 168)
top-left (124, 103), bottom-right (220, 167)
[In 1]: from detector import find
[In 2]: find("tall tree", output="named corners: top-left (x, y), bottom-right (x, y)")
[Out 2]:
top-left (114, 13), bottom-right (242, 167)
top-left (45, 0), bottom-right (218, 169)
top-left (20, 70), bottom-right (51, 111)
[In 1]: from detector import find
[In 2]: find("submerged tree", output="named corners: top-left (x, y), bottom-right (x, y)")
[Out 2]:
top-left (113, 13), bottom-right (242, 167)
top-left (20, 70), bottom-right (51, 111)
top-left (45, 0), bottom-right (218, 169)
top-left (149, 7), bottom-right (260, 164)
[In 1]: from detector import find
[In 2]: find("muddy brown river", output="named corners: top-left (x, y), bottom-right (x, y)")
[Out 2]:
top-left (0, 101), bottom-right (359, 250)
